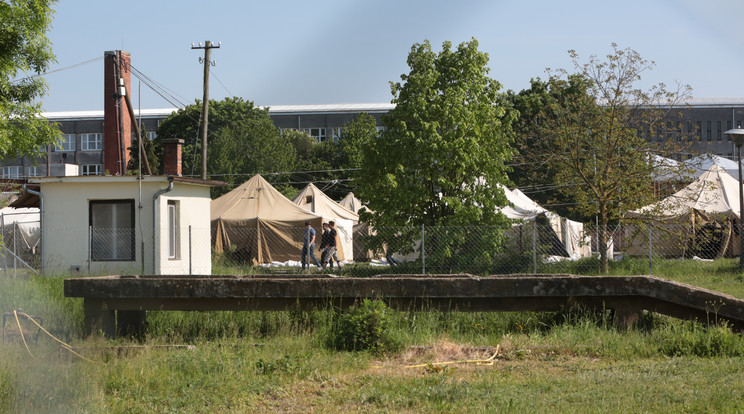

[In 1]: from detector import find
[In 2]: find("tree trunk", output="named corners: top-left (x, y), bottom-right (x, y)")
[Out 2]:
top-left (598, 204), bottom-right (610, 273)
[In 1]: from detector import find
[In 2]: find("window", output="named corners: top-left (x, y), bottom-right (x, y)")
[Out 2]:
top-left (717, 121), bottom-right (722, 141)
top-left (81, 133), bottom-right (102, 150)
top-left (90, 200), bottom-right (135, 261)
top-left (82, 164), bottom-right (103, 176)
top-left (1, 166), bottom-right (21, 179)
top-left (707, 121), bottom-right (712, 141)
top-left (27, 166), bottom-right (39, 177)
top-left (697, 121), bottom-right (702, 141)
top-left (56, 134), bottom-right (76, 151)
top-left (167, 200), bottom-right (180, 259)
top-left (147, 131), bottom-right (157, 141)
top-left (332, 127), bottom-right (343, 141)
top-left (303, 128), bottom-right (326, 142)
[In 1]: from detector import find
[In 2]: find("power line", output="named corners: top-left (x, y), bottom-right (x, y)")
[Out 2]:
top-left (11, 56), bottom-right (103, 84)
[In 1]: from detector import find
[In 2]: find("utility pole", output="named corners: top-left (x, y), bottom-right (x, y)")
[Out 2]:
top-left (191, 40), bottom-right (220, 180)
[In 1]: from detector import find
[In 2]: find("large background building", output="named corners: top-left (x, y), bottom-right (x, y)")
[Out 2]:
top-left (2, 99), bottom-right (744, 179)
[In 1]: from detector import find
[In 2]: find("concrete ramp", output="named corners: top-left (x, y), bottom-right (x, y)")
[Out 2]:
top-left (64, 274), bottom-right (744, 338)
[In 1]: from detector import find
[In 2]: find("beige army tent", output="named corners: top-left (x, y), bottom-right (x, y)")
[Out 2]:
top-left (499, 184), bottom-right (591, 258)
top-left (211, 174), bottom-right (323, 264)
top-left (625, 165), bottom-right (741, 258)
top-left (339, 192), bottom-right (365, 216)
top-left (292, 183), bottom-right (358, 261)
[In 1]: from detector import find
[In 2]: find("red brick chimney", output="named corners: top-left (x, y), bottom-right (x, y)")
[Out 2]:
top-left (103, 50), bottom-right (131, 175)
top-left (161, 138), bottom-right (184, 176)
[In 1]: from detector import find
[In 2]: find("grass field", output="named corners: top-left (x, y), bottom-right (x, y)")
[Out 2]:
top-left (2, 258), bottom-right (744, 413)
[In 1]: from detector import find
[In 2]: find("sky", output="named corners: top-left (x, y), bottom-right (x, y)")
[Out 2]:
top-left (35, 0), bottom-right (744, 112)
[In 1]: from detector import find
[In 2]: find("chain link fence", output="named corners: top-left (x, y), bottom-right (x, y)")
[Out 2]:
top-left (5, 220), bottom-right (741, 276)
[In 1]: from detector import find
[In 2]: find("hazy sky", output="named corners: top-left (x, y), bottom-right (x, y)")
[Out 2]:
top-left (36, 0), bottom-right (744, 112)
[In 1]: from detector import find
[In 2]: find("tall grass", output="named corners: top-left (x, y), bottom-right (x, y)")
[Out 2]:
top-left (3, 268), bottom-right (744, 412)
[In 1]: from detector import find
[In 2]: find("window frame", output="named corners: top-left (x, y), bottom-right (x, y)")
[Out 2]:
top-left (167, 200), bottom-right (180, 260)
top-left (1, 166), bottom-right (22, 179)
top-left (82, 164), bottom-right (103, 176)
top-left (80, 133), bottom-right (103, 151)
top-left (57, 134), bottom-right (76, 152)
top-left (89, 199), bottom-right (136, 262)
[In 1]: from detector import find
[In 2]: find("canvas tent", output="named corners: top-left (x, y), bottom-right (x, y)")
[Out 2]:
top-left (0, 207), bottom-right (40, 270)
top-left (339, 192), bottom-right (365, 216)
top-left (291, 183), bottom-right (357, 261)
top-left (685, 154), bottom-right (741, 178)
top-left (499, 185), bottom-right (591, 258)
top-left (211, 174), bottom-right (323, 264)
top-left (625, 164), bottom-right (741, 258)
top-left (338, 192), bottom-right (380, 261)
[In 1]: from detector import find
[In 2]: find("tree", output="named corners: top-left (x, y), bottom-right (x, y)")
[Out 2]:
top-left (511, 44), bottom-right (693, 272)
top-left (127, 123), bottom-right (160, 175)
top-left (338, 112), bottom-right (378, 170)
top-left (356, 39), bottom-right (516, 270)
top-left (0, 0), bottom-right (60, 159)
top-left (157, 97), bottom-right (295, 196)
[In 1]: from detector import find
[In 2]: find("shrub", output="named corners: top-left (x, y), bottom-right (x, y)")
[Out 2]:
top-left (326, 299), bottom-right (402, 355)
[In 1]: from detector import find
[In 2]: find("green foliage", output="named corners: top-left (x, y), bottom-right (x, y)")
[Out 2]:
top-left (0, 0), bottom-right (61, 159)
top-left (127, 123), bottom-right (160, 175)
top-left (338, 112), bottom-right (378, 170)
top-left (327, 299), bottom-right (401, 355)
top-left (510, 44), bottom-right (694, 272)
top-left (655, 321), bottom-right (744, 357)
top-left (357, 39), bottom-right (515, 268)
top-left (157, 97), bottom-right (292, 194)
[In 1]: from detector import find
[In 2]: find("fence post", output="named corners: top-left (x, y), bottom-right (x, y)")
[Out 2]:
top-left (88, 226), bottom-right (92, 275)
top-left (13, 222), bottom-right (17, 277)
top-left (416, 223), bottom-right (423, 275)
top-left (532, 219), bottom-right (537, 274)
top-left (648, 222), bottom-right (653, 276)
top-left (1, 214), bottom-right (6, 278)
top-left (189, 225), bottom-right (192, 275)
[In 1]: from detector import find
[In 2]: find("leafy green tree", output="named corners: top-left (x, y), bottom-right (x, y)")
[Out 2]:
top-left (511, 44), bottom-right (693, 272)
top-left (127, 123), bottom-right (160, 175)
top-left (356, 39), bottom-right (516, 270)
top-left (157, 97), bottom-right (296, 196)
top-left (338, 112), bottom-right (378, 170)
top-left (0, 0), bottom-right (60, 159)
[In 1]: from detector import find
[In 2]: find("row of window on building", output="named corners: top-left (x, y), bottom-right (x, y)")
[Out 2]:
top-left (283, 126), bottom-right (386, 143)
top-left (1, 164), bottom-right (102, 179)
top-left (651, 120), bottom-right (741, 142)
top-left (55, 131), bottom-right (158, 152)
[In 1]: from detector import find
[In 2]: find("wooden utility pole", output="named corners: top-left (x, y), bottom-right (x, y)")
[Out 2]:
top-left (191, 40), bottom-right (220, 180)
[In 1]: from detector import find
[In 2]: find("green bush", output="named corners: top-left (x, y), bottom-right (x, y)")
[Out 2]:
top-left (655, 321), bottom-right (744, 357)
top-left (326, 299), bottom-right (402, 355)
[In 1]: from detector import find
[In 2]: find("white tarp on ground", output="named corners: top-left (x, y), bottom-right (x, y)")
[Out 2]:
top-left (292, 183), bottom-right (358, 262)
top-left (499, 184), bottom-right (591, 258)
top-left (625, 164), bottom-right (741, 258)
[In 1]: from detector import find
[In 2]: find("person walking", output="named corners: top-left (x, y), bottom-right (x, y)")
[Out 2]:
top-left (319, 222), bottom-right (331, 268)
top-left (329, 221), bottom-right (342, 268)
top-left (301, 221), bottom-right (320, 270)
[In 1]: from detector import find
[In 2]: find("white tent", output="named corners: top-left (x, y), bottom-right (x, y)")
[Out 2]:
top-left (685, 154), bottom-right (741, 178)
top-left (499, 185), bottom-right (591, 258)
top-left (625, 164), bottom-right (741, 258)
top-left (0, 207), bottom-right (40, 269)
top-left (338, 192), bottom-right (366, 219)
top-left (291, 184), bottom-right (357, 261)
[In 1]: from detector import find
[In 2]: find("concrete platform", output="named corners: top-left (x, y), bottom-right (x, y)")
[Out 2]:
top-left (64, 274), bottom-right (744, 338)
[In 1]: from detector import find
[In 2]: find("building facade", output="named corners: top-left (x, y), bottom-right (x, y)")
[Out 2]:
top-left (2, 99), bottom-right (744, 179)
